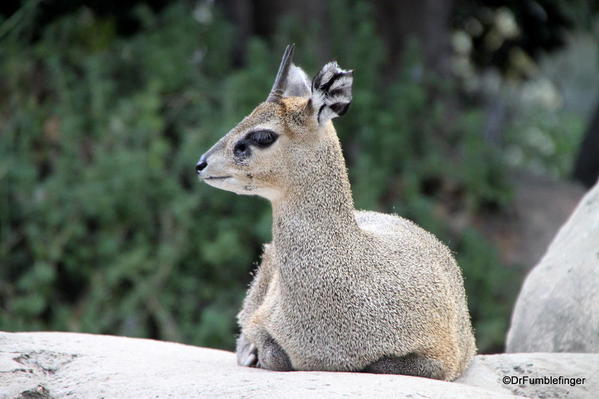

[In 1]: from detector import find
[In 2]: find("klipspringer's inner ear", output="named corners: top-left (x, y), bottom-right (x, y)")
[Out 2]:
top-left (311, 62), bottom-right (353, 125)
top-left (283, 64), bottom-right (311, 98)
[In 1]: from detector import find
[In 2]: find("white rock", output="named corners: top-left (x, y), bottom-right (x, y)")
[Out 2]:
top-left (456, 352), bottom-right (598, 399)
top-left (0, 332), bottom-right (521, 399)
top-left (506, 180), bottom-right (599, 353)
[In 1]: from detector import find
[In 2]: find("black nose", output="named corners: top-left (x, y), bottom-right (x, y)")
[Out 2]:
top-left (195, 160), bottom-right (207, 174)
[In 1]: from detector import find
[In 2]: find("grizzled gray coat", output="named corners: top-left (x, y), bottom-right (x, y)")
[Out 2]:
top-left (196, 45), bottom-right (476, 381)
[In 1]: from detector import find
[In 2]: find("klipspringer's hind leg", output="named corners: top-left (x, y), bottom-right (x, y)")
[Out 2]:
top-left (363, 353), bottom-right (445, 379)
top-left (257, 335), bottom-right (293, 371)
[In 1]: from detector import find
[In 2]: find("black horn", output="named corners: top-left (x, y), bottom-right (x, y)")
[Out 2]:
top-left (266, 44), bottom-right (295, 103)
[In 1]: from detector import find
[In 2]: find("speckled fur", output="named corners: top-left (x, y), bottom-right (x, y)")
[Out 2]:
top-left (199, 82), bottom-right (476, 380)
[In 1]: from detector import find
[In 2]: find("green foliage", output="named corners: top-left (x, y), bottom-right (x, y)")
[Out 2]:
top-left (504, 103), bottom-right (585, 177)
top-left (1, 2), bottom-right (258, 345)
top-left (2, 0), bottom-right (518, 353)
top-left (457, 229), bottom-right (518, 352)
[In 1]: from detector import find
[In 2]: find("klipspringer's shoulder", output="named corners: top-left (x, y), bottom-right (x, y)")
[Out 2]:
top-left (354, 210), bottom-right (423, 235)
top-left (354, 210), bottom-right (449, 249)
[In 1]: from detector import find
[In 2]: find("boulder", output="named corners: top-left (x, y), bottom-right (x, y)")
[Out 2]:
top-left (457, 352), bottom-right (597, 399)
top-left (506, 180), bottom-right (599, 353)
top-left (0, 332), bottom-right (518, 399)
top-left (2, 332), bottom-right (598, 399)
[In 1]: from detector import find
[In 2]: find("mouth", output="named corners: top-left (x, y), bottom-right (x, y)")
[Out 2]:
top-left (204, 175), bottom-right (232, 181)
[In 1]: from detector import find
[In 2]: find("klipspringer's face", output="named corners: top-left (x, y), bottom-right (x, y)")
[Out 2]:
top-left (195, 99), bottom-right (312, 201)
top-left (195, 44), bottom-right (353, 201)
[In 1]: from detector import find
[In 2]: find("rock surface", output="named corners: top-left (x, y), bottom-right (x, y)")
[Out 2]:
top-left (506, 180), bottom-right (599, 353)
top-left (1, 332), bottom-right (598, 399)
top-left (457, 352), bottom-right (597, 399)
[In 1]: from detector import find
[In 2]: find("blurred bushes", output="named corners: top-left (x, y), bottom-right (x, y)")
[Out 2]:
top-left (1, 1), bottom-right (516, 352)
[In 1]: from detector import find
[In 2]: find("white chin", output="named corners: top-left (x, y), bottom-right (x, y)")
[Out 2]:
top-left (202, 176), bottom-right (240, 192)
top-left (252, 187), bottom-right (281, 201)
top-left (202, 177), bottom-right (279, 201)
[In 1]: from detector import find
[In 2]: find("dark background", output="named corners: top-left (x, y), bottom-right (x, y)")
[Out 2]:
top-left (1, 0), bottom-right (598, 353)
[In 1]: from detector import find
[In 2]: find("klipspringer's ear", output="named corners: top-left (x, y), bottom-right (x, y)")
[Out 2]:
top-left (311, 62), bottom-right (353, 125)
top-left (283, 64), bottom-right (311, 98)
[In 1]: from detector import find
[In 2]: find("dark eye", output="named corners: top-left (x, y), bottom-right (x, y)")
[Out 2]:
top-left (247, 130), bottom-right (278, 148)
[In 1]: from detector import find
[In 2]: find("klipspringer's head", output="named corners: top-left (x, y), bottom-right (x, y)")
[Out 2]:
top-left (195, 44), bottom-right (353, 201)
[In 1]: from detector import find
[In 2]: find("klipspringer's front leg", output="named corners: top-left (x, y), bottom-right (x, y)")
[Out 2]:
top-left (236, 330), bottom-right (292, 371)
top-left (237, 244), bottom-right (275, 327)
top-left (236, 333), bottom-right (258, 367)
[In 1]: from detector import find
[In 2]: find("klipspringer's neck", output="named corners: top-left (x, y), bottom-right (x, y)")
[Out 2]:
top-left (270, 132), bottom-right (359, 252)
